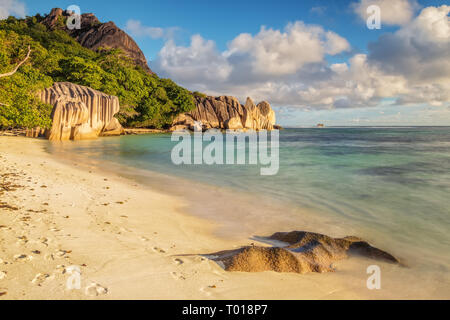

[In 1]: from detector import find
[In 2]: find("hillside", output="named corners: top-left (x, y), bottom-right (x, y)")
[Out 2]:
top-left (42, 8), bottom-right (153, 74)
top-left (0, 9), bottom-right (196, 130)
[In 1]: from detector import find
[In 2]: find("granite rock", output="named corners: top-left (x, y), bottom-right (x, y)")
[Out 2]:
top-left (36, 82), bottom-right (124, 141)
top-left (171, 96), bottom-right (277, 131)
top-left (207, 231), bottom-right (399, 274)
top-left (42, 8), bottom-right (152, 73)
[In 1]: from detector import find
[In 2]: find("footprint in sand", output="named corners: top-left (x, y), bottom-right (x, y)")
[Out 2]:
top-left (171, 271), bottom-right (186, 280)
top-left (16, 236), bottom-right (28, 245)
top-left (40, 238), bottom-right (49, 247)
top-left (45, 254), bottom-right (55, 261)
top-left (54, 265), bottom-right (66, 274)
top-left (173, 258), bottom-right (184, 265)
top-left (85, 283), bottom-right (108, 297)
top-left (0, 271), bottom-right (6, 280)
top-left (56, 250), bottom-right (70, 258)
top-left (31, 273), bottom-right (50, 285)
top-left (14, 254), bottom-right (33, 261)
top-left (152, 247), bottom-right (166, 254)
top-left (199, 286), bottom-right (214, 297)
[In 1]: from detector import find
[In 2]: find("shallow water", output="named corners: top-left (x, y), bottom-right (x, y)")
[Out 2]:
top-left (46, 127), bottom-right (450, 298)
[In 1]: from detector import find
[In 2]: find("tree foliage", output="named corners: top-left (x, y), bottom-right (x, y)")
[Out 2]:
top-left (0, 15), bottom-right (195, 129)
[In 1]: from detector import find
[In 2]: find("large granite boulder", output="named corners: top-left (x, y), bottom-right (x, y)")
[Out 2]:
top-left (171, 96), bottom-right (277, 131)
top-left (207, 231), bottom-right (400, 274)
top-left (36, 82), bottom-right (124, 141)
top-left (42, 8), bottom-right (152, 73)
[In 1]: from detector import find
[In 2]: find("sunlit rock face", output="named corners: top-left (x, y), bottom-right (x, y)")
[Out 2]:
top-left (37, 82), bottom-right (124, 141)
top-left (42, 8), bottom-right (153, 73)
top-left (206, 231), bottom-right (400, 274)
top-left (171, 96), bottom-right (277, 131)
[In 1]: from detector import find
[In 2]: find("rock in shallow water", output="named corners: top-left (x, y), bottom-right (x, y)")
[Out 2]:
top-left (208, 231), bottom-right (400, 274)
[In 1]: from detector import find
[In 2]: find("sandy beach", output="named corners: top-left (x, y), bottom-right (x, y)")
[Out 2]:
top-left (0, 136), bottom-right (447, 300)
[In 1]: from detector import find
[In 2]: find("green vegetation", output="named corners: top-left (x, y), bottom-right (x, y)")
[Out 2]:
top-left (0, 15), bottom-right (195, 129)
top-left (193, 91), bottom-right (207, 98)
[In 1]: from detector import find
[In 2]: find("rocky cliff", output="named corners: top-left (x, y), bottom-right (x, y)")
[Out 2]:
top-left (171, 96), bottom-right (277, 131)
top-left (42, 8), bottom-right (152, 73)
top-left (36, 82), bottom-right (124, 141)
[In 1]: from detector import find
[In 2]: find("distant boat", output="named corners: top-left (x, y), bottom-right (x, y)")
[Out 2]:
top-left (316, 124), bottom-right (325, 128)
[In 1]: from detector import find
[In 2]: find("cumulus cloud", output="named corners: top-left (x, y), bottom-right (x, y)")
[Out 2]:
top-left (154, 21), bottom-right (350, 85)
top-left (0, 0), bottom-right (26, 19)
top-left (153, 6), bottom-right (450, 110)
top-left (367, 5), bottom-right (450, 106)
top-left (324, 31), bottom-right (351, 55)
top-left (352, 0), bottom-right (420, 26)
top-left (226, 22), bottom-right (350, 76)
top-left (125, 19), bottom-right (178, 40)
top-left (368, 5), bottom-right (450, 79)
top-left (157, 35), bottom-right (232, 85)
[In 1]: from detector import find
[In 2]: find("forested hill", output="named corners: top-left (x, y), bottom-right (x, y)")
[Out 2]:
top-left (0, 10), bottom-right (196, 130)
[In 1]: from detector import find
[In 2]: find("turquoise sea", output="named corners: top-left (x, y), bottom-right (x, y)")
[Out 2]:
top-left (47, 127), bottom-right (450, 297)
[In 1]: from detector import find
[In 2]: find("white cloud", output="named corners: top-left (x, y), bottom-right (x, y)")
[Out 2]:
top-left (367, 5), bottom-right (450, 105)
top-left (400, 5), bottom-right (450, 41)
top-left (0, 0), bottom-right (26, 19)
top-left (157, 35), bottom-right (232, 85)
top-left (153, 6), bottom-right (450, 110)
top-left (154, 21), bottom-right (350, 84)
top-left (324, 31), bottom-right (351, 55)
top-left (310, 6), bottom-right (327, 16)
top-left (330, 63), bottom-right (349, 74)
top-left (352, 0), bottom-right (419, 26)
top-left (125, 19), bottom-right (178, 40)
top-left (226, 22), bottom-right (350, 76)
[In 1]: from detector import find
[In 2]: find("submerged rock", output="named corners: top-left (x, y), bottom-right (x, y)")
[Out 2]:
top-left (171, 96), bottom-right (277, 131)
top-left (36, 82), bottom-right (124, 141)
top-left (208, 231), bottom-right (399, 274)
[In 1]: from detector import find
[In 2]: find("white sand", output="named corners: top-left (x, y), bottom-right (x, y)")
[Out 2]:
top-left (0, 136), bottom-right (446, 300)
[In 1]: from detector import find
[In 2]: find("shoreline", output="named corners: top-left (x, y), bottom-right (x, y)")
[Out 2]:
top-left (0, 136), bottom-right (448, 299)
top-left (123, 128), bottom-right (171, 135)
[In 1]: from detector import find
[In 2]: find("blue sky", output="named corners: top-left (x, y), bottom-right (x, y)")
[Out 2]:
top-left (4, 0), bottom-right (450, 126)
top-left (23, 0), bottom-right (404, 59)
